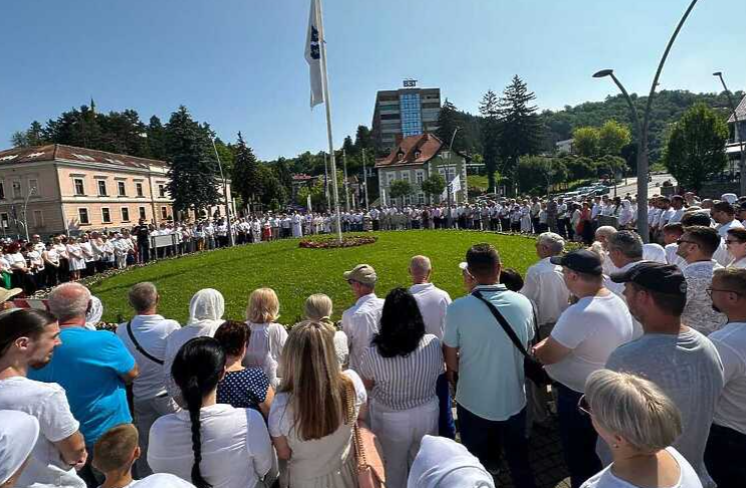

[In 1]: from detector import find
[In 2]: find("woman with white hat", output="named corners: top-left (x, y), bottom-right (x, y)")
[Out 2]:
top-left (0, 410), bottom-right (40, 488)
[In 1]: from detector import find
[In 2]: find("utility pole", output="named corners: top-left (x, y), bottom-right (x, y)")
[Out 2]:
top-left (362, 149), bottom-right (370, 211)
top-left (343, 149), bottom-right (351, 212)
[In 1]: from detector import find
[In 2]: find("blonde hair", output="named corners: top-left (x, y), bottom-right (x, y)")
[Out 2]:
top-left (279, 320), bottom-right (353, 441)
top-left (93, 423), bottom-right (139, 473)
top-left (585, 369), bottom-right (682, 453)
top-left (246, 288), bottom-right (280, 324)
top-left (304, 294), bottom-right (333, 323)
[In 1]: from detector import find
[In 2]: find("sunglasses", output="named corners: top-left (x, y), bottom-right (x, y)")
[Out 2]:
top-left (706, 287), bottom-right (742, 297)
top-left (577, 395), bottom-right (592, 416)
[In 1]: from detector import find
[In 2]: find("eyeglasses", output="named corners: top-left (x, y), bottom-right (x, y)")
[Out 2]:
top-left (577, 395), bottom-right (592, 416)
top-left (706, 287), bottom-right (742, 297)
top-left (725, 239), bottom-right (744, 246)
top-left (676, 239), bottom-right (696, 246)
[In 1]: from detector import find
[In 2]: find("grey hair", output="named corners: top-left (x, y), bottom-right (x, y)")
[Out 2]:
top-left (585, 369), bottom-right (682, 454)
top-left (128, 282), bottom-right (158, 314)
top-left (595, 226), bottom-right (618, 240)
top-left (48, 283), bottom-right (92, 322)
top-left (608, 231), bottom-right (643, 259)
top-left (409, 255), bottom-right (432, 276)
top-left (304, 293), bottom-right (333, 322)
top-left (537, 232), bottom-right (565, 255)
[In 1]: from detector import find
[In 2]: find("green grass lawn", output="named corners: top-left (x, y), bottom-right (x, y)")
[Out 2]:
top-left (90, 231), bottom-right (540, 325)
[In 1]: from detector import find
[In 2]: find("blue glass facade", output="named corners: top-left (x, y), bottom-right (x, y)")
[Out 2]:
top-left (400, 93), bottom-right (423, 137)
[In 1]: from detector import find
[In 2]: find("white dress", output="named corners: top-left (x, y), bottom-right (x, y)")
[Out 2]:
top-left (66, 244), bottom-right (86, 271)
top-left (244, 322), bottom-right (289, 389)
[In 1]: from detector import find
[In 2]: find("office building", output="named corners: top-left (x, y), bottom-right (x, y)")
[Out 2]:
top-left (371, 80), bottom-right (441, 151)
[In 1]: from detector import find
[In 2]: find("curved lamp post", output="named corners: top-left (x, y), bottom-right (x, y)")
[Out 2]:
top-left (713, 71), bottom-right (746, 196)
top-left (593, 0), bottom-right (700, 242)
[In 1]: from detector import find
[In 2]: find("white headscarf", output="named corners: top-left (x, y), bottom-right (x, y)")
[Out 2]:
top-left (407, 435), bottom-right (494, 488)
top-left (133, 474), bottom-right (196, 488)
top-left (84, 296), bottom-right (104, 331)
top-left (0, 410), bottom-right (40, 485)
top-left (187, 288), bottom-right (225, 331)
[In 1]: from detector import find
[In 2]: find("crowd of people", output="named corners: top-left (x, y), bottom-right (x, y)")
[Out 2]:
top-left (0, 188), bottom-right (745, 488)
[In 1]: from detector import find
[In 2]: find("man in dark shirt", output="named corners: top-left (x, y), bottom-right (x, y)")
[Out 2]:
top-left (133, 220), bottom-right (150, 264)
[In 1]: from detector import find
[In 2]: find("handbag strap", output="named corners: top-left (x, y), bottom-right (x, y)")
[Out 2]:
top-left (345, 381), bottom-right (368, 469)
top-left (472, 290), bottom-right (530, 359)
top-left (126, 321), bottom-right (164, 365)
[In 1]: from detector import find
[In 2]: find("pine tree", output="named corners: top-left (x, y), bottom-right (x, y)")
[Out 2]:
top-left (497, 75), bottom-right (544, 193)
top-left (146, 116), bottom-right (168, 160)
top-left (436, 99), bottom-right (461, 150)
top-left (164, 106), bottom-right (221, 215)
top-left (479, 90), bottom-right (501, 191)
top-left (232, 132), bottom-right (263, 207)
top-left (354, 126), bottom-right (373, 154)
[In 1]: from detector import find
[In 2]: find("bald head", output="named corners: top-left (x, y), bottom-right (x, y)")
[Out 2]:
top-left (410, 255), bottom-right (432, 284)
top-left (48, 282), bottom-right (91, 323)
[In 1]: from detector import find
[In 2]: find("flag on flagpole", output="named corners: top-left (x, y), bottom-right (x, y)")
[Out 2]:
top-left (305, 0), bottom-right (324, 108)
top-left (450, 174), bottom-right (462, 194)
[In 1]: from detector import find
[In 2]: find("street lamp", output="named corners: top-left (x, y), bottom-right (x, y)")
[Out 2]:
top-left (713, 71), bottom-right (746, 196)
top-left (593, 0), bottom-right (700, 242)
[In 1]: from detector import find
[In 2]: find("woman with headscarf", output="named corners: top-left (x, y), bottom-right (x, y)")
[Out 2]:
top-left (407, 435), bottom-right (494, 488)
top-left (84, 296), bottom-right (104, 331)
top-left (162, 289), bottom-right (225, 403)
top-left (618, 199), bottom-right (634, 229)
top-left (0, 410), bottom-right (41, 488)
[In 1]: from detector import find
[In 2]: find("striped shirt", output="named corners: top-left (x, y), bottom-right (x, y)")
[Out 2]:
top-left (359, 335), bottom-right (444, 411)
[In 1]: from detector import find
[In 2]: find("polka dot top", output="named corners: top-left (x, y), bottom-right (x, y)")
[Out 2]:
top-left (217, 367), bottom-right (270, 410)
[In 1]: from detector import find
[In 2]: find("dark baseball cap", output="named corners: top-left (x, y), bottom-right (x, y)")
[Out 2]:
top-left (549, 250), bottom-right (603, 275)
top-left (610, 262), bottom-right (687, 295)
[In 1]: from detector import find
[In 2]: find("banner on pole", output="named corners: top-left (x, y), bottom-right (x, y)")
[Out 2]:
top-left (305, 0), bottom-right (324, 108)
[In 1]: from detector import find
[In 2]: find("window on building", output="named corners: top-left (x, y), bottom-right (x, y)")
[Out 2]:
top-left (400, 93), bottom-right (423, 137)
top-left (401, 171), bottom-right (411, 184)
top-left (161, 206), bottom-right (168, 219)
top-left (121, 207), bottom-right (130, 222)
top-left (415, 170), bottom-right (424, 184)
top-left (418, 192), bottom-right (425, 204)
top-left (386, 172), bottom-right (396, 186)
top-left (158, 184), bottom-right (166, 198)
top-left (102, 207), bottom-right (111, 223)
top-left (0, 182), bottom-right (5, 200)
top-left (12, 181), bottom-right (22, 199)
top-left (78, 208), bottom-right (89, 225)
top-left (136, 183), bottom-right (144, 197)
top-left (118, 181), bottom-right (126, 196)
top-left (0, 213), bottom-right (8, 229)
top-left (139, 206), bottom-right (147, 220)
top-left (98, 180), bottom-right (108, 196)
top-left (74, 178), bottom-right (85, 196)
top-left (33, 210), bottom-right (43, 227)
top-left (28, 179), bottom-right (38, 196)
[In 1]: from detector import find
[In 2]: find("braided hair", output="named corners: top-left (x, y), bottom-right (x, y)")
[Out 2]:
top-left (171, 337), bottom-right (226, 488)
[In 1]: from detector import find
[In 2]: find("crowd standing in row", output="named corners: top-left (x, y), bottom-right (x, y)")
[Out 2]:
top-left (0, 188), bottom-right (745, 488)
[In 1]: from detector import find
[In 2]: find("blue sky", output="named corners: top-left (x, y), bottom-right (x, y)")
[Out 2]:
top-left (1, 0), bottom-right (744, 160)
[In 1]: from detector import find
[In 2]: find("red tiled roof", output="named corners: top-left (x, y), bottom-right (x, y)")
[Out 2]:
top-left (0, 144), bottom-right (166, 170)
top-left (374, 133), bottom-right (444, 168)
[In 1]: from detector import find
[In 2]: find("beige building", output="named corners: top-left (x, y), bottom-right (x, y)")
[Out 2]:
top-left (0, 144), bottom-right (231, 237)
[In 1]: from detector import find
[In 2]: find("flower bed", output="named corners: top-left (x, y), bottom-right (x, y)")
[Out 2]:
top-left (299, 235), bottom-right (378, 249)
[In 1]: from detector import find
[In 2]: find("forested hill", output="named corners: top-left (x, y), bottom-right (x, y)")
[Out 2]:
top-left (446, 90), bottom-right (742, 162)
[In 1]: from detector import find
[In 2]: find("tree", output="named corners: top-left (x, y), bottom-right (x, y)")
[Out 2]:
top-left (11, 121), bottom-right (46, 148)
top-left (517, 156), bottom-right (568, 195)
top-left (353, 126), bottom-right (373, 154)
top-left (146, 116), bottom-right (168, 160)
top-left (272, 158), bottom-right (293, 202)
top-left (257, 165), bottom-right (287, 207)
top-left (389, 180), bottom-right (413, 207)
top-left (497, 75), bottom-right (544, 192)
top-left (164, 106), bottom-right (221, 215)
top-left (598, 120), bottom-right (632, 157)
top-left (436, 100), bottom-right (461, 150)
top-left (663, 103), bottom-right (729, 192)
top-left (572, 126), bottom-right (600, 158)
top-left (479, 90), bottom-right (501, 191)
top-left (420, 174), bottom-right (446, 202)
top-left (297, 180), bottom-right (326, 210)
top-left (231, 132), bottom-right (263, 207)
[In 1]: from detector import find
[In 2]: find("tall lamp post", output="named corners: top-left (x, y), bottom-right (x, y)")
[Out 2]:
top-left (593, 0), bottom-right (700, 243)
top-left (713, 71), bottom-right (746, 196)
top-left (211, 138), bottom-right (234, 247)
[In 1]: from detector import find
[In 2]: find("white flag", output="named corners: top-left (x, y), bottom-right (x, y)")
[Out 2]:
top-left (307, 193), bottom-right (313, 211)
top-left (450, 174), bottom-right (462, 194)
top-left (305, 0), bottom-right (324, 108)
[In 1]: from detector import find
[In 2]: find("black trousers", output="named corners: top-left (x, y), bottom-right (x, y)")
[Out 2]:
top-left (705, 423), bottom-right (746, 488)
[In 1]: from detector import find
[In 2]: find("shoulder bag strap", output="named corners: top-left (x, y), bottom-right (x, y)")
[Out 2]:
top-left (472, 290), bottom-right (530, 359)
top-left (126, 321), bottom-right (164, 365)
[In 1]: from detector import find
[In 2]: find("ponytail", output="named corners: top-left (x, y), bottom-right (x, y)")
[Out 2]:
top-left (171, 337), bottom-right (225, 488)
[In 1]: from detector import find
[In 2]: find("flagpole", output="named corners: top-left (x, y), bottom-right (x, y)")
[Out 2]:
top-left (316, 0), bottom-right (343, 242)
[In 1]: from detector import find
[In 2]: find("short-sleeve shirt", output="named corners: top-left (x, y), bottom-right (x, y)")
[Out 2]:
top-left (359, 335), bottom-right (444, 410)
top-left (29, 327), bottom-right (136, 446)
top-left (0, 376), bottom-right (85, 488)
top-left (217, 368), bottom-right (270, 411)
top-left (709, 322), bottom-right (746, 435)
top-left (444, 284), bottom-right (534, 421)
top-left (581, 447), bottom-right (701, 488)
top-left (546, 292), bottom-right (634, 393)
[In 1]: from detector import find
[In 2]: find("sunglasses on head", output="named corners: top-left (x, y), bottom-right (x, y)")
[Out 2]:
top-left (578, 395), bottom-right (592, 416)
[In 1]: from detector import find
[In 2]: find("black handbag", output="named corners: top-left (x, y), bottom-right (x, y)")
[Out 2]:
top-left (472, 290), bottom-right (551, 387)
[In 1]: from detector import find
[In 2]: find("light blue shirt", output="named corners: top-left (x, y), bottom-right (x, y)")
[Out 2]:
top-left (30, 327), bottom-right (135, 446)
top-left (444, 284), bottom-right (534, 421)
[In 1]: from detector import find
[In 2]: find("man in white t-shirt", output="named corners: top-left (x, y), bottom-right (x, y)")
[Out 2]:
top-left (534, 250), bottom-right (634, 488)
top-left (0, 309), bottom-right (87, 488)
top-left (341, 264), bottom-right (384, 373)
top-left (408, 255), bottom-right (454, 439)
top-left (116, 282), bottom-right (180, 478)
top-left (705, 268), bottom-right (746, 486)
